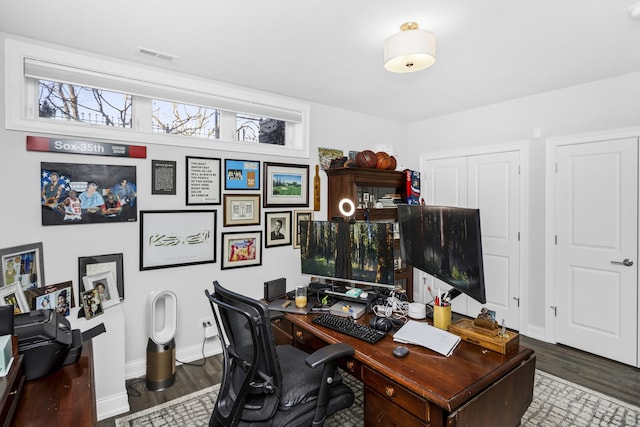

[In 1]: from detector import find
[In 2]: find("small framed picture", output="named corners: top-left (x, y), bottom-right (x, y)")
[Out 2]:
top-left (151, 160), bottom-right (177, 195)
top-left (0, 283), bottom-right (30, 314)
top-left (221, 231), bottom-right (262, 270)
top-left (223, 194), bottom-right (261, 226)
top-left (265, 211), bottom-right (292, 248)
top-left (78, 253), bottom-right (124, 300)
top-left (293, 210), bottom-right (313, 249)
top-left (224, 159), bottom-right (260, 190)
top-left (24, 281), bottom-right (74, 316)
top-left (263, 162), bottom-right (309, 208)
top-left (186, 156), bottom-right (221, 205)
top-left (318, 147), bottom-right (344, 170)
top-left (0, 242), bottom-right (45, 290)
top-left (82, 270), bottom-right (120, 309)
top-left (81, 289), bottom-right (103, 319)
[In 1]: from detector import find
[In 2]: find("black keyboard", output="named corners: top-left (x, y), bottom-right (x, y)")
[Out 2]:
top-left (312, 313), bottom-right (386, 344)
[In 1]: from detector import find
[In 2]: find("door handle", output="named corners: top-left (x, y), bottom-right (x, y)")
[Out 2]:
top-left (610, 259), bottom-right (634, 266)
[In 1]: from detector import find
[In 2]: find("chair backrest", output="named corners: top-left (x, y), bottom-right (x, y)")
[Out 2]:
top-left (205, 281), bottom-right (283, 426)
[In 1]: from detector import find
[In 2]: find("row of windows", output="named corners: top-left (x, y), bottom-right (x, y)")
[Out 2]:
top-left (37, 80), bottom-right (286, 145)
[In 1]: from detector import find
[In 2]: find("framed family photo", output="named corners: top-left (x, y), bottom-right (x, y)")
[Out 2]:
top-left (186, 156), bottom-right (221, 205)
top-left (0, 283), bottom-right (30, 314)
top-left (265, 211), bottom-right (292, 248)
top-left (0, 242), bottom-right (45, 290)
top-left (293, 210), bottom-right (313, 249)
top-left (263, 162), bottom-right (309, 208)
top-left (82, 270), bottom-right (120, 309)
top-left (25, 281), bottom-right (74, 316)
top-left (82, 288), bottom-right (104, 319)
top-left (223, 194), bottom-right (261, 226)
top-left (140, 210), bottom-right (217, 270)
top-left (78, 253), bottom-right (125, 300)
top-left (224, 159), bottom-right (260, 190)
top-left (221, 231), bottom-right (262, 270)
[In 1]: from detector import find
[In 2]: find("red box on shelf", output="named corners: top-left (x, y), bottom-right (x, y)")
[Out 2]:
top-left (404, 169), bottom-right (421, 205)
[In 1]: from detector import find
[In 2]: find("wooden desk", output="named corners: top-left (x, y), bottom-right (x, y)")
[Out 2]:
top-left (12, 340), bottom-right (96, 426)
top-left (276, 313), bottom-right (536, 427)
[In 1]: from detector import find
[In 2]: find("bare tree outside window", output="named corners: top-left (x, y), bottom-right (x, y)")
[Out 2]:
top-left (152, 99), bottom-right (220, 139)
top-left (38, 80), bottom-right (132, 127)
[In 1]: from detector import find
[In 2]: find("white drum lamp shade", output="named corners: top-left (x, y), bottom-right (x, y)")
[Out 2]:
top-left (384, 22), bottom-right (436, 73)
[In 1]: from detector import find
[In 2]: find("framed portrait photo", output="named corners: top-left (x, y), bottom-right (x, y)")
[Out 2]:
top-left (140, 210), bottom-right (217, 270)
top-left (224, 159), bottom-right (260, 190)
top-left (81, 288), bottom-right (104, 320)
top-left (78, 253), bottom-right (124, 300)
top-left (293, 210), bottom-right (313, 249)
top-left (0, 242), bottom-right (45, 290)
top-left (186, 156), bottom-right (221, 205)
top-left (223, 194), bottom-right (261, 226)
top-left (263, 162), bottom-right (309, 208)
top-left (265, 211), bottom-right (292, 248)
top-left (82, 270), bottom-right (120, 309)
top-left (221, 231), bottom-right (262, 270)
top-left (24, 281), bottom-right (74, 316)
top-left (0, 283), bottom-right (30, 314)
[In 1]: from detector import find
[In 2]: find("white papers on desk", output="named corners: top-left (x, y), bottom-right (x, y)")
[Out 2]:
top-left (393, 320), bottom-right (461, 357)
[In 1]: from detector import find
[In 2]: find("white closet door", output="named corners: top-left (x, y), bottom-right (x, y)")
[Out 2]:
top-left (554, 137), bottom-right (638, 365)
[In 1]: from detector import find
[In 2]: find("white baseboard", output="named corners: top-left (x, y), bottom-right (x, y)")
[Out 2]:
top-left (97, 391), bottom-right (130, 421)
top-left (125, 337), bottom-right (223, 380)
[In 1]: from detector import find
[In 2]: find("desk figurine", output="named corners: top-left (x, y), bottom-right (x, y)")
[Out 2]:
top-left (473, 307), bottom-right (500, 336)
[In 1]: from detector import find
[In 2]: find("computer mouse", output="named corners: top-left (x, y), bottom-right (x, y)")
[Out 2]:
top-left (393, 345), bottom-right (409, 358)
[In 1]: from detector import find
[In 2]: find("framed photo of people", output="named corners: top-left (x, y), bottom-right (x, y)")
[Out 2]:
top-left (186, 156), bottom-right (221, 205)
top-left (224, 159), bottom-right (260, 190)
top-left (78, 253), bottom-right (125, 300)
top-left (265, 211), bottom-right (292, 248)
top-left (82, 270), bottom-right (120, 309)
top-left (140, 210), bottom-right (217, 270)
top-left (41, 162), bottom-right (137, 226)
top-left (221, 231), bottom-right (262, 270)
top-left (24, 281), bottom-right (74, 316)
top-left (263, 162), bottom-right (309, 208)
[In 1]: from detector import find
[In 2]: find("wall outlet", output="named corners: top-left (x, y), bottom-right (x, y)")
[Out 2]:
top-left (200, 317), bottom-right (216, 339)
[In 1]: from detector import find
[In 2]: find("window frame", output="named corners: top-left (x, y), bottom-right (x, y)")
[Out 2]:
top-left (4, 37), bottom-right (310, 159)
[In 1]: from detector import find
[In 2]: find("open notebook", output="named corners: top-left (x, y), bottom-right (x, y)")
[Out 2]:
top-left (393, 320), bottom-right (461, 357)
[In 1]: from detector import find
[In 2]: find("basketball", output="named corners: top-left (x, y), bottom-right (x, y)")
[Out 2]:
top-left (388, 155), bottom-right (397, 170)
top-left (376, 151), bottom-right (393, 170)
top-left (356, 150), bottom-right (377, 168)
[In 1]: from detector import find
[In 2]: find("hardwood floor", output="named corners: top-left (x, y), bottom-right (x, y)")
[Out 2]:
top-left (97, 336), bottom-right (640, 426)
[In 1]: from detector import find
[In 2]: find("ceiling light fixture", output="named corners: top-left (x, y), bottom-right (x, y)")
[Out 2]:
top-left (384, 22), bottom-right (436, 73)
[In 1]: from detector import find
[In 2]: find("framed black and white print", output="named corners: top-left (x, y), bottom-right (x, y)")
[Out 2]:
top-left (186, 156), bottom-right (221, 205)
top-left (223, 194), bottom-right (261, 226)
top-left (224, 159), bottom-right (260, 190)
top-left (263, 162), bottom-right (309, 208)
top-left (140, 210), bottom-right (217, 270)
top-left (152, 160), bottom-right (177, 195)
top-left (265, 211), bottom-right (292, 248)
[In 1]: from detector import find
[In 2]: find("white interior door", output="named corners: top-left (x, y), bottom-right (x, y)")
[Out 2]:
top-left (423, 151), bottom-right (521, 330)
top-left (554, 137), bottom-right (638, 365)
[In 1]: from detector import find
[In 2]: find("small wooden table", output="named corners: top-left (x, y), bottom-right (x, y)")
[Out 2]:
top-left (12, 340), bottom-right (96, 426)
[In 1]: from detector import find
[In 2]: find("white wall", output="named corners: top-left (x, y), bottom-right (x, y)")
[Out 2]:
top-left (0, 38), bottom-right (406, 382)
top-left (407, 71), bottom-right (640, 334)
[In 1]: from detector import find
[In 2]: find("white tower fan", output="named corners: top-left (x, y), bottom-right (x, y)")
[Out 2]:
top-left (146, 290), bottom-right (177, 391)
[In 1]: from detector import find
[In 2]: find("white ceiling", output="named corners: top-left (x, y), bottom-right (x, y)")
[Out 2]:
top-left (1, 0), bottom-right (639, 123)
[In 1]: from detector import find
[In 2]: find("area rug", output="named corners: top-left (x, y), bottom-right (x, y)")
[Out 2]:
top-left (115, 370), bottom-right (639, 426)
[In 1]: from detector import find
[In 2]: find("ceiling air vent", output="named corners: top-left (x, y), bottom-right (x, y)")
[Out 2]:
top-left (137, 47), bottom-right (178, 63)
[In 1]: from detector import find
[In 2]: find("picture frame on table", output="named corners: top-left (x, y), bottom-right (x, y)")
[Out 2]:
top-left (81, 288), bottom-right (103, 320)
top-left (0, 283), bottom-right (30, 314)
top-left (140, 210), bottom-right (217, 270)
top-left (186, 156), bottom-right (221, 205)
top-left (223, 194), bottom-right (261, 226)
top-left (293, 210), bottom-right (313, 249)
top-left (0, 242), bottom-right (45, 290)
top-left (265, 211), bottom-right (292, 248)
top-left (24, 281), bottom-right (74, 316)
top-left (224, 159), bottom-right (260, 190)
top-left (82, 270), bottom-right (120, 309)
top-left (221, 230), bottom-right (262, 270)
top-left (263, 162), bottom-right (309, 208)
top-left (78, 253), bottom-right (125, 301)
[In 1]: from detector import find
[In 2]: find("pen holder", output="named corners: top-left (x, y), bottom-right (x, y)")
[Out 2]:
top-left (433, 305), bottom-right (452, 330)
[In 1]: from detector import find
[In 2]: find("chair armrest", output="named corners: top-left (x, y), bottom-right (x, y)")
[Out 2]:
top-left (305, 342), bottom-right (354, 368)
top-left (269, 310), bottom-right (286, 320)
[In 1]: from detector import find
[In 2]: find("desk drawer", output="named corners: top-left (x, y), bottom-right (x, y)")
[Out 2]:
top-left (363, 366), bottom-right (430, 422)
top-left (272, 318), bottom-right (293, 346)
top-left (364, 386), bottom-right (426, 427)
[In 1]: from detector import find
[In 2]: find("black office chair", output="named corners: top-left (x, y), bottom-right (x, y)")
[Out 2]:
top-left (205, 281), bottom-right (355, 427)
